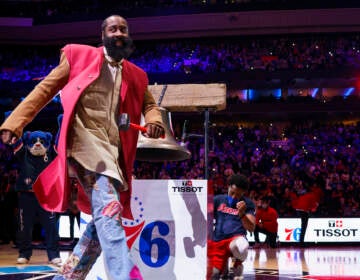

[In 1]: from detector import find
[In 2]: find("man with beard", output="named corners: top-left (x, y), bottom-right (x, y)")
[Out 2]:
top-left (0, 15), bottom-right (165, 280)
top-left (207, 174), bottom-right (256, 280)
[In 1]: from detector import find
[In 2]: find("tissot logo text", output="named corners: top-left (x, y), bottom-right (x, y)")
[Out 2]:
top-left (314, 228), bottom-right (358, 237)
top-left (172, 186), bottom-right (203, 192)
top-left (171, 180), bottom-right (204, 192)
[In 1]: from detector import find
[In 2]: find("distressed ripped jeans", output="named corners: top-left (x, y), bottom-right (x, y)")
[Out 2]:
top-left (53, 160), bottom-right (132, 280)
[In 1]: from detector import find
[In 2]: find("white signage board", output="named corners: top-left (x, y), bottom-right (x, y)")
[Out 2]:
top-left (76, 179), bottom-right (208, 280)
top-left (247, 218), bottom-right (360, 243)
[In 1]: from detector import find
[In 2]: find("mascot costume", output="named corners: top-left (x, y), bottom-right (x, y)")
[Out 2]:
top-left (13, 130), bottom-right (62, 266)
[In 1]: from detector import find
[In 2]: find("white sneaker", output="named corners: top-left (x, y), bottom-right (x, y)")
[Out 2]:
top-left (49, 257), bottom-right (62, 267)
top-left (16, 257), bottom-right (29, 264)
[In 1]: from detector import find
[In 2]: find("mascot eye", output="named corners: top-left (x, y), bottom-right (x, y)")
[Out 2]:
top-left (39, 140), bottom-right (44, 144)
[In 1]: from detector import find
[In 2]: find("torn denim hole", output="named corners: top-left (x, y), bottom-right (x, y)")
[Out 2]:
top-left (102, 200), bottom-right (123, 219)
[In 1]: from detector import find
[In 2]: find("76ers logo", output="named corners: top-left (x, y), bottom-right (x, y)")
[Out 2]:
top-left (285, 228), bottom-right (301, 241)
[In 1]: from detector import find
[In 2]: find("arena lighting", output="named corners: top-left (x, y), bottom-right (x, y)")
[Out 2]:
top-left (273, 88), bottom-right (281, 99)
top-left (248, 88), bottom-right (254, 101)
top-left (343, 87), bottom-right (355, 98)
top-left (248, 88), bottom-right (282, 101)
top-left (311, 88), bottom-right (319, 98)
top-left (238, 89), bottom-right (247, 101)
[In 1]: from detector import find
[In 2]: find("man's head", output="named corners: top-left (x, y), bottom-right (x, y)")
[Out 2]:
top-left (102, 15), bottom-right (134, 61)
top-left (260, 196), bottom-right (271, 209)
top-left (227, 174), bottom-right (249, 202)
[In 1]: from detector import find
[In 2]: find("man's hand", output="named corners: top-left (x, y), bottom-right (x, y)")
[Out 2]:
top-left (236, 200), bottom-right (247, 217)
top-left (144, 124), bottom-right (165, 139)
top-left (0, 130), bottom-right (17, 145)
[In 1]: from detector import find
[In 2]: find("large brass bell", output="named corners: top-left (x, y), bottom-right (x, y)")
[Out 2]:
top-left (136, 107), bottom-right (191, 162)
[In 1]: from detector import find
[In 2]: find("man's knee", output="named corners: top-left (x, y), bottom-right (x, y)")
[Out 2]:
top-left (229, 236), bottom-right (249, 261)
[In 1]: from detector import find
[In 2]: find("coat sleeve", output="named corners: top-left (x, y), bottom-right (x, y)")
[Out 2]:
top-left (142, 88), bottom-right (165, 128)
top-left (0, 52), bottom-right (70, 138)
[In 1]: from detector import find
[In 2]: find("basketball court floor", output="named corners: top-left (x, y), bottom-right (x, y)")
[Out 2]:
top-left (0, 243), bottom-right (359, 279)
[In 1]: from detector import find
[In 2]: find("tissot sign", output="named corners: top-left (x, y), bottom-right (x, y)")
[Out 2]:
top-left (248, 218), bottom-right (360, 243)
top-left (170, 180), bottom-right (205, 193)
top-left (75, 179), bottom-right (208, 280)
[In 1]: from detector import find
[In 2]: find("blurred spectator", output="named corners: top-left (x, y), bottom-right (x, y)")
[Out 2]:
top-left (291, 183), bottom-right (319, 247)
top-left (1, 33), bottom-right (360, 82)
top-left (253, 196), bottom-right (278, 248)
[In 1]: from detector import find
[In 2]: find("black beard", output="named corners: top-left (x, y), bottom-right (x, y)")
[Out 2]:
top-left (103, 36), bottom-right (134, 61)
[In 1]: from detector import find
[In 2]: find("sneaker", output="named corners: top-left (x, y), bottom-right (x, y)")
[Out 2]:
top-left (49, 257), bottom-right (62, 267)
top-left (16, 257), bottom-right (29, 264)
